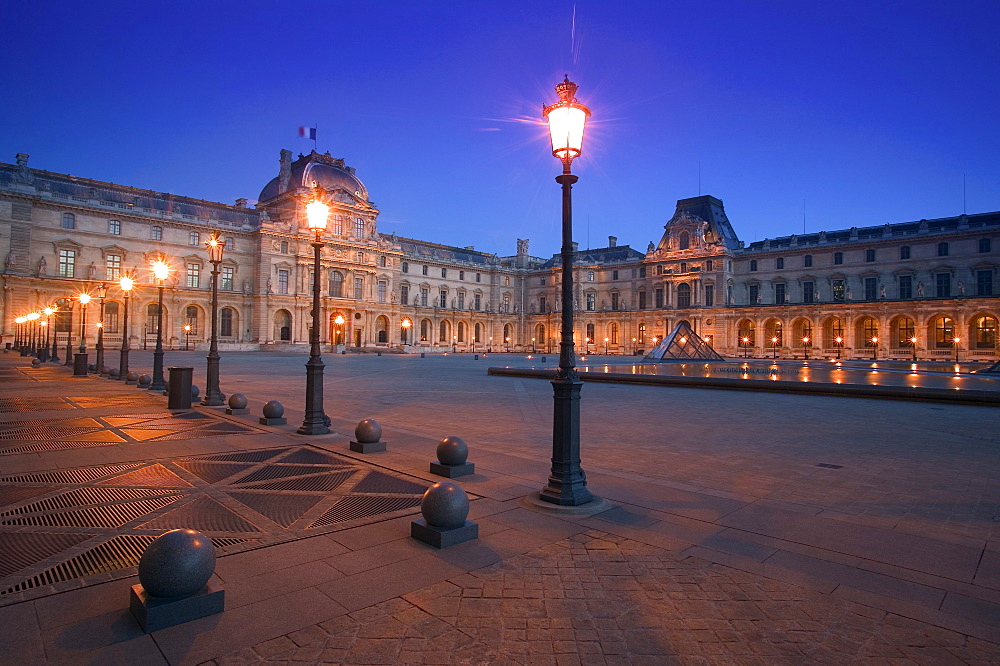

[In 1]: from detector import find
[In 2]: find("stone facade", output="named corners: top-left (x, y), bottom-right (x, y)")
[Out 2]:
top-left (2, 152), bottom-right (997, 360)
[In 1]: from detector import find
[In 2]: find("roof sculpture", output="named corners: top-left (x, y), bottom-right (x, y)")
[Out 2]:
top-left (644, 320), bottom-right (724, 362)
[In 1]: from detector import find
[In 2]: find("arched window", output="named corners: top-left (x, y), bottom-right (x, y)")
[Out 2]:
top-left (220, 308), bottom-right (234, 337)
top-left (329, 271), bottom-right (343, 297)
top-left (677, 283), bottom-right (691, 308)
top-left (824, 317), bottom-right (844, 349)
top-left (586, 323), bottom-right (595, 341)
top-left (859, 317), bottom-right (879, 348)
top-left (933, 316), bottom-right (955, 349)
top-left (147, 303), bottom-right (163, 334)
top-left (375, 316), bottom-right (388, 344)
top-left (420, 319), bottom-right (430, 341)
top-left (503, 323), bottom-right (513, 348)
top-left (458, 321), bottom-right (466, 342)
top-left (891, 316), bottom-right (915, 349)
top-left (610, 322), bottom-right (619, 345)
top-left (185, 306), bottom-right (198, 335)
top-left (638, 323), bottom-right (646, 344)
top-left (439, 321), bottom-right (449, 343)
top-left (737, 319), bottom-right (755, 347)
top-left (274, 310), bottom-right (292, 341)
top-left (678, 231), bottom-right (690, 250)
top-left (474, 322), bottom-right (482, 343)
top-left (104, 302), bottom-right (120, 333)
top-left (975, 316), bottom-right (997, 348)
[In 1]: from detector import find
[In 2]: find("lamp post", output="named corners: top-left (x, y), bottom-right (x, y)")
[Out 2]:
top-left (64, 301), bottom-right (75, 367)
top-left (119, 276), bottom-right (133, 380)
top-left (802, 336), bottom-right (810, 361)
top-left (835, 336), bottom-right (843, 360)
top-left (954, 336), bottom-right (961, 363)
top-left (401, 318), bottom-right (411, 346)
top-left (95, 283), bottom-right (108, 373)
top-left (39, 318), bottom-right (49, 361)
top-left (742, 336), bottom-right (750, 358)
top-left (150, 260), bottom-right (170, 391)
top-left (299, 188), bottom-right (330, 435)
top-left (771, 336), bottom-right (778, 359)
top-left (452, 335), bottom-right (457, 354)
top-left (183, 324), bottom-right (191, 350)
top-left (632, 337), bottom-right (637, 356)
top-left (27, 312), bottom-right (40, 356)
top-left (540, 75), bottom-right (593, 506)
top-left (910, 335), bottom-right (918, 362)
top-left (531, 337), bottom-right (536, 353)
top-left (505, 336), bottom-right (511, 353)
top-left (13, 316), bottom-right (23, 352)
top-left (334, 314), bottom-right (345, 350)
top-left (488, 336), bottom-right (493, 353)
top-left (78, 293), bottom-right (91, 354)
top-left (43, 307), bottom-right (55, 362)
top-left (871, 336), bottom-right (879, 361)
top-left (202, 234), bottom-right (226, 405)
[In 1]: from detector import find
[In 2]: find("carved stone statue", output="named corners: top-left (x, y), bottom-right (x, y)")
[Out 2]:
top-left (845, 287), bottom-right (852, 301)
top-left (242, 278), bottom-right (251, 294)
top-left (87, 262), bottom-right (97, 280)
top-left (266, 277), bottom-right (273, 294)
top-left (879, 283), bottom-right (886, 298)
top-left (916, 281), bottom-right (925, 297)
top-left (516, 238), bottom-right (529, 255)
top-left (958, 280), bottom-right (965, 296)
top-left (647, 241), bottom-right (655, 253)
top-left (36, 256), bottom-right (46, 277)
top-left (5, 251), bottom-right (15, 272)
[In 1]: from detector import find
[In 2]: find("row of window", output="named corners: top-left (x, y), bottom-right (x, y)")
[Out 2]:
top-left (749, 240), bottom-right (991, 272)
top-left (745, 271), bottom-right (994, 304)
top-left (401, 263), bottom-right (500, 284)
top-left (737, 315), bottom-right (997, 349)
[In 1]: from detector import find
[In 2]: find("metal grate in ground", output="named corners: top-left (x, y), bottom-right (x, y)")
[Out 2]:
top-left (0, 445), bottom-right (432, 605)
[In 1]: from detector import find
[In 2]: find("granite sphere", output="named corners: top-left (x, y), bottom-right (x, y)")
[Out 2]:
top-left (262, 400), bottom-right (284, 418)
top-left (436, 436), bottom-right (468, 465)
top-left (137, 529), bottom-right (216, 598)
top-left (355, 419), bottom-right (382, 443)
top-left (31, 358), bottom-right (40, 366)
top-left (421, 481), bottom-right (469, 529)
top-left (138, 374), bottom-right (152, 387)
top-left (109, 368), bottom-right (120, 378)
top-left (228, 393), bottom-right (248, 410)
top-left (191, 385), bottom-right (200, 400)
top-left (127, 371), bottom-right (139, 382)
top-left (88, 363), bottom-right (97, 372)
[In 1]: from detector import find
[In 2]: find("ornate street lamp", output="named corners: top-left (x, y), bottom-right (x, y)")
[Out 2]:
top-left (150, 260), bottom-right (170, 391)
top-left (38, 315), bottom-right (49, 361)
top-left (835, 336), bottom-right (844, 359)
top-left (334, 314), bottom-right (345, 348)
top-left (63, 300), bottom-right (75, 367)
top-left (95, 283), bottom-right (108, 373)
top-left (77, 293), bottom-right (91, 354)
top-left (742, 336), bottom-right (750, 358)
top-left (953, 336), bottom-right (961, 363)
top-left (299, 188), bottom-right (330, 435)
top-left (802, 336), bottom-right (810, 361)
top-left (202, 234), bottom-right (226, 405)
top-left (539, 75), bottom-right (593, 506)
top-left (771, 336), bottom-right (778, 359)
top-left (44, 307), bottom-right (56, 362)
top-left (183, 324), bottom-right (191, 350)
top-left (401, 318), bottom-right (411, 346)
top-left (871, 336), bottom-right (879, 361)
top-left (14, 316), bottom-right (24, 352)
top-left (910, 335), bottom-right (918, 363)
top-left (25, 312), bottom-right (40, 356)
top-left (118, 275), bottom-right (134, 380)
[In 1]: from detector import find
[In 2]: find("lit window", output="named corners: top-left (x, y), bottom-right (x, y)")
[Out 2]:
top-left (189, 231), bottom-right (200, 246)
top-left (221, 266), bottom-right (234, 291)
top-left (105, 254), bottom-right (121, 280)
top-left (151, 225), bottom-right (162, 241)
top-left (58, 249), bottom-right (76, 277)
top-left (109, 219), bottom-right (121, 235)
top-left (186, 263), bottom-right (200, 288)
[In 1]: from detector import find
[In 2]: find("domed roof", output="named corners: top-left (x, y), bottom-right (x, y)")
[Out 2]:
top-left (258, 150), bottom-right (368, 204)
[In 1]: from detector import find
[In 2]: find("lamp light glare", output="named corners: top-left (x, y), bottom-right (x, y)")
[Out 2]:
top-left (306, 200), bottom-right (330, 232)
top-left (78, 293), bottom-right (91, 305)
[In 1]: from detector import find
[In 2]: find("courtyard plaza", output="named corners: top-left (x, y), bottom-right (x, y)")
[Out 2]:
top-left (0, 349), bottom-right (999, 664)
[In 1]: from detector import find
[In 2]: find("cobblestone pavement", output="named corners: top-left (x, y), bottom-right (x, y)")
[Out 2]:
top-left (211, 531), bottom-right (1000, 665)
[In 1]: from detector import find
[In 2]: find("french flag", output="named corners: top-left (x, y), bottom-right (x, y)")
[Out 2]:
top-left (298, 126), bottom-right (316, 140)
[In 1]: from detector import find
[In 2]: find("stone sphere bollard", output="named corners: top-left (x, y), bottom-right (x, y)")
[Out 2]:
top-left (109, 368), bottom-right (120, 379)
top-left (355, 419), bottom-right (382, 444)
top-left (437, 436), bottom-right (468, 466)
top-left (229, 393), bottom-right (248, 410)
top-left (137, 529), bottom-right (216, 598)
top-left (421, 481), bottom-right (470, 530)
top-left (138, 374), bottom-right (152, 387)
top-left (191, 385), bottom-right (200, 400)
top-left (127, 371), bottom-right (140, 382)
top-left (88, 363), bottom-right (97, 372)
top-left (262, 400), bottom-right (283, 419)
top-left (31, 358), bottom-right (41, 366)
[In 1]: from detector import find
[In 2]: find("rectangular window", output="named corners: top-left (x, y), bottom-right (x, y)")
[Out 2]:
top-left (62, 213), bottom-right (75, 229)
top-left (936, 273), bottom-right (950, 298)
top-left (638, 291), bottom-right (647, 309)
top-left (776, 258), bottom-right (784, 270)
top-left (586, 293), bottom-right (595, 311)
top-left (189, 231), bottom-right (200, 246)
top-left (332, 215), bottom-right (343, 235)
top-left (705, 260), bottom-right (712, 272)
top-left (749, 260), bottom-right (758, 272)
top-left (420, 288), bottom-right (428, 306)
top-left (864, 277), bottom-right (877, 300)
top-left (401, 285), bottom-right (409, 304)
top-left (537, 295), bottom-right (545, 312)
top-left (151, 225), bottom-right (162, 241)
top-left (378, 280), bottom-right (386, 303)
top-left (355, 218), bottom-right (364, 237)
top-left (222, 266), bottom-right (234, 291)
top-left (611, 293), bottom-right (620, 310)
top-left (277, 269), bottom-right (289, 294)
top-left (979, 238), bottom-right (991, 253)
top-left (938, 243), bottom-right (949, 257)
top-left (187, 263), bottom-right (200, 288)
top-left (441, 268), bottom-right (447, 278)
top-left (458, 292), bottom-right (465, 309)
top-left (900, 246), bottom-right (910, 260)
top-left (832, 279), bottom-right (845, 302)
top-left (977, 270), bottom-right (993, 296)
top-left (105, 254), bottom-right (121, 280)
top-left (459, 271), bottom-right (464, 280)
top-left (898, 275), bottom-right (912, 299)
top-left (704, 285), bottom-right (714, 307)
top-left (439, 290), bottom-right (447, 308)
top-left (402, 262), bottom-right (409, 273)
top-left (476, 273), bottom-right (481, 282)
top-left (803, 281), bottom-right (814, 303)
top-left (865, 249), bottom-right (875, 262)
top-left (639, 265), bottom-right (647, 277)
top-left (654, 288), bottom-right (664, 308)
top-left (354, 277), bottom-right (364, 300)
top-left (422, 265), bottom-right (428, 276)
top-left (474, 293), bottom-right (481, 310)
top-left (657, 265), bottom-right (664, 275)
top-left (109, 219), bottom-right (121, 235)
top-left (774, 283), bottom-right (786, 304)
top-left (612, 270), bottom-right (619, 280)
top-left (804, 255), bottom-right (813, 267)
top-left (748, 284), bottom-right (759, 304)
top-left (834, 252), bottom-right (843, 265)
top-left (58, 249), bottom-right (76, 277)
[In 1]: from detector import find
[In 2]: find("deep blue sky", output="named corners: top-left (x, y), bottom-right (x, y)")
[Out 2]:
top-left (3, 1), bottom-right (998, 257)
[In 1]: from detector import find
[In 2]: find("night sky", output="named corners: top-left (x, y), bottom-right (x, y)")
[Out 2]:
top-left (3, 1), bottom-right (998, 257)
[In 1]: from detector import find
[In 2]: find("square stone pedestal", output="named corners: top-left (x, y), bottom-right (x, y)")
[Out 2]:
top-left (227, 407), bottom-right (249, 415)
top-left (350, 440), bottom-right (386, 453)
top-left (411, 519), bottom-right (478, 548)
top-left (429, 461), bottom-right (475, 478)
top-left (129, 580), bottom-right (225, 633)
top-left (259, 416), bottom-right (286, 425)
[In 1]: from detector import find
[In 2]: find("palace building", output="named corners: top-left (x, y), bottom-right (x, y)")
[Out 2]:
top-left (2, 150), bottom-right (997, 361)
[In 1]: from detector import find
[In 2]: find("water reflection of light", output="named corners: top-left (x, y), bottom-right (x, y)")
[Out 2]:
top-left (770, 374), bottom-right (778, 381)
top-left (603, 366), bottom-right (609, 373)
top-left (910, 363), bottom-right (918, 372)
top-left (742, 373), bottom-right (750, 379)
top-left (954, 364), bottom-right (961, 374)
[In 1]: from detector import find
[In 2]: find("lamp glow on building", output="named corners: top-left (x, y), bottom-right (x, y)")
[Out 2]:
top-left (299, 188), bottom-right (330, 435)
top-left (539, 76), bottom-right (594, 507)
top-left (202, 233), bottom-right (226, 405)
top-left (119, 275), bottom-right (134, 380)
top-left (150, 260), bottom-right (170, 391)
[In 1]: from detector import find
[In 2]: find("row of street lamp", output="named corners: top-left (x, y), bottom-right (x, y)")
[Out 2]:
top-left (740, 334), bottom-right (962, 361)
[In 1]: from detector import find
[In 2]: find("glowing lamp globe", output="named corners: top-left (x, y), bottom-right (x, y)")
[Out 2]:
top-left (205, 234), bottom-right (225, 263)
top-left (543, 77), bottom-right (591, 162)
top-left (78, 293), bottom-right (91, 305)
top-left (306, 200), bottom-right (329, 232)
top-left (44, 307), bottom-right (54, 316)
top-left (27, 312), bottom-right (40, 321)
top-left (152, 261), bottom-right (170, 281)
top-left (15, 317), bottom-right (25, 324)
top-left (120, 275), bottom-right (134, 292)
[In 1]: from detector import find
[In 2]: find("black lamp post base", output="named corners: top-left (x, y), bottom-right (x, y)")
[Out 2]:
top-left (201, 390), bottom-right (226, 407)
top-left (297, 421), bottom-right (329, 435)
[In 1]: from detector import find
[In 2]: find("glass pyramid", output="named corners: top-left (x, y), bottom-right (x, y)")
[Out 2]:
top-left (643, 320), bottom-right (724, 362)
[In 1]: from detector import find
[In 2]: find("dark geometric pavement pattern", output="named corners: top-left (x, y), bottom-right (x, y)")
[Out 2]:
top-left (0, 446), bottom-right (429, 604)
top-left (0, 410), bottom-right (262, 456)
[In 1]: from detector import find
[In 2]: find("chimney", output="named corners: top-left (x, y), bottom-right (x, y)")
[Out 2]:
top-left (234, 198), bottom-right (247, 208)
top-left (608, 236), bottom-right (617, 247)
top-left (571, 242), bottom-right (579, 252)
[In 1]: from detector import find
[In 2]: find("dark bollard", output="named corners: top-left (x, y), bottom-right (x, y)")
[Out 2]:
top-left (474, 354), bottom-right (479, 360)
top-left (167, 367), bottom-right (194, 410)
top-left (377, 352), bottom-right (381, 357)
top-left (540, 357), bottom-right (546, 362)
top-left (411, 481), bottom-right (478, 548)
top-left (37, 348), bottom-right (49, 362)
top-left (73, 353), bottom-right (89, 377)
top-left (420, 352), bottom-right (425, 358)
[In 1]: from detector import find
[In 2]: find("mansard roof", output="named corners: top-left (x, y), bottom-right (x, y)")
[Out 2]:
top-left (395, 236), bottom-right (497, 266)
top-left (539, 244), bottom-right (644, 269)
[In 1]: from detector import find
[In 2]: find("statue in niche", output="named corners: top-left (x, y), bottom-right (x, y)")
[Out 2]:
top-left (814, 290), bottom-right (820, 302)
top-left (916, 281), bottom-right (925, 297)
top-left (36, 256), bottom-right (46, 276)
top-left (845, 287), bottom-right (852, 301)
top-left (647, 241), bottom-right (655, 253)
top-left (756, 293), bottom-right (762, 304)
top-left (5, 251), bottom-right (15, 272)
top-left (242, 278), bottom-right (251, 294)
top-left (516, 238), bottom-right (529, 255)
top-left (958, 281), bottom-right (965, 296)
top-left (266, 277), bottom-right (273, 294)
top-left (87, 262), bottom-right (97, 280)
top-left (880, 283), bottom-right (886, 298)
